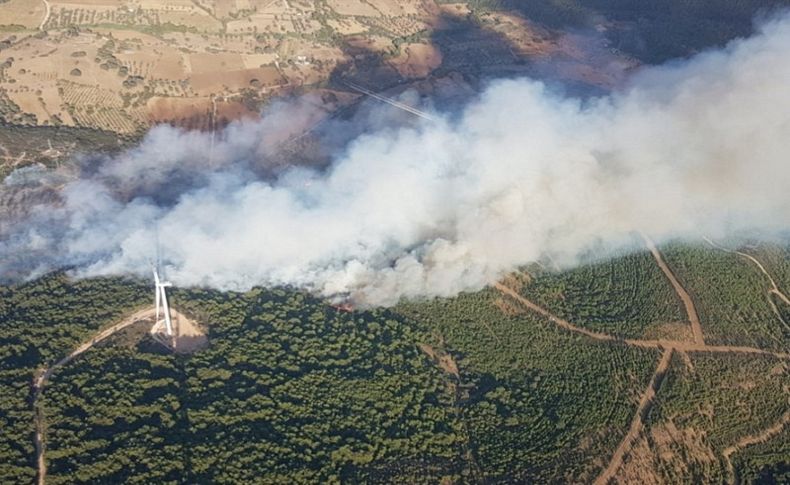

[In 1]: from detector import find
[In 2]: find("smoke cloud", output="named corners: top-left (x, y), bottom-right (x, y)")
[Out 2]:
top-left (2, 13), bottom-right (790, 306)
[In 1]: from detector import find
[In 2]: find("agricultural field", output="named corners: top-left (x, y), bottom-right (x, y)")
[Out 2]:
top-left (2, 0), bottom-right (776, 176)
top-left (661, 243), bottom-right (788, 351)
top-left (0, 0), bottom-right (47, 30)
top-left (43, 0), bottom-right (223, 32)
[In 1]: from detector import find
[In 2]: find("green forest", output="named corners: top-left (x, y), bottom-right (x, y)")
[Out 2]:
top-left (647, 352), bottom-right (789, 483)
top-left (661, 243), bottom-right (789, 350)
top-left (1, 243), bottom-right (788, 483)
top-left (516, 246), bottom-right (686, 340)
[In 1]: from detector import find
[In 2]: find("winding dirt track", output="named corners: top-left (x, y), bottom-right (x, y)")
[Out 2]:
top-left (703, 237), bottom-right (790, 303)
top-left (704, 237), bottom-right (790, 332)
top-left (495, 240), bottom-right (789, 484)
top-left (722, 412), bottom-right (790, 485)
top-left (33, 307), bottom-right (155, 485)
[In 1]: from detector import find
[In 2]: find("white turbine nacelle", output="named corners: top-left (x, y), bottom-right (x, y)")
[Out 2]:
top-left (153, 267), bottom-right (174, 337)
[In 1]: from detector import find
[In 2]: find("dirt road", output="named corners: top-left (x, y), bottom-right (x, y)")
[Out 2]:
top-left (642, 234), bottom-right (705, 344)
top-left (624, 338), bottom-right (788, 359)
top-left (703, 237), bottom-right (789, 302)
top-left (496, 282), bottom-right (788, 359)
top-left (494, 283), bottom-right (617, 343)
top-left (593, 348), bottom-right (674, 485)
top-left (33, 307), bottom-right (155, 485)
top-left (495, 246), bottom-right (789, 484)
top-left (39, 0), bottom-right (50, 30)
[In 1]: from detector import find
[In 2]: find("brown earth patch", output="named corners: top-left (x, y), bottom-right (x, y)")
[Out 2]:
top-left (150, 51), bottom-right (188, 80)
top-left (494, 296), bottom-right (523, 317)
top-left (613, 434), bottom-right (661, 485)
top-left (643, 321), bottom-right (695, 342)
top-left (171, 308), bottom-right (208, 354)
top-left (146, 95), bottom-right (258, 130)
top-left (418, 343), bottom-right (460, 378)
top-left (614, 421), bottom-right (717, 484)
top-left (595, 349), bottom-right (673, 485)
top-left (391, 43), bottom-right (443, 79)
top-left (189, 52), bottom-right (245, 74)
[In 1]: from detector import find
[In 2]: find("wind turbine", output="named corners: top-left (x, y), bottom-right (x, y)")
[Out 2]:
top-left (153, 265), bottom-right (174, 338)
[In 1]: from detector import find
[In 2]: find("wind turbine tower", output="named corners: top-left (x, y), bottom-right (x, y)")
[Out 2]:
top-left (152, 266), bottom-right (175, 348)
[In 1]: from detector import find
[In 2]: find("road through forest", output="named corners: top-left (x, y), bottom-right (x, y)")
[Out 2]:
top-left (496, 239), bottom-right (789, 484)
top-left (33, 307), bottom-right (155, 485)
top-left (704, 237), bottom-right (790, 332)
top-left (592, 349), bottom-right (674, 485)
top-left (30, 239), bottom-right (788, 484)
top-left (641, 234), bottom-right (705, 344)
top-left (722, 412), bottom-right (790, 485)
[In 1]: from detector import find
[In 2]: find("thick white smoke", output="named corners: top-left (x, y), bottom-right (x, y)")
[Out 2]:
top-left (2, 13), bottom-right (790, 306)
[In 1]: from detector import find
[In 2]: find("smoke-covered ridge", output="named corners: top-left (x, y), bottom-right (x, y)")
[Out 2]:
top-left (2, 13), bottom-right (790, 306)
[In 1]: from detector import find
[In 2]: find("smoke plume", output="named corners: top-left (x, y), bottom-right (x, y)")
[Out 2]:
top-left (2, 14), bottom-right (790, 306)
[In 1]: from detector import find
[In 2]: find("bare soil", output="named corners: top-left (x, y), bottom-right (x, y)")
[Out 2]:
top-left (418, 343), bottom-right (460, 378)
top-left (171, 308), bottom-right (208, 354)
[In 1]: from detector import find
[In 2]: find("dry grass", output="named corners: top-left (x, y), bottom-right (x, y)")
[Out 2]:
top-left (0, 0), bottom-right (47, 28)
top-left (241, 53), bottom-right (279, 69)
top-left (327, 17), bottom-right (369, 35)
top-left (190, 65), bottom-right (285, 94)
top-left (328, 0), bottom-right (381, 17)
top-left (368, 0), bottom-right (422, 16)
top-left (157, 10), bottom-right (222, 32)
top-left (189, 53), bottom-right (245, 74)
